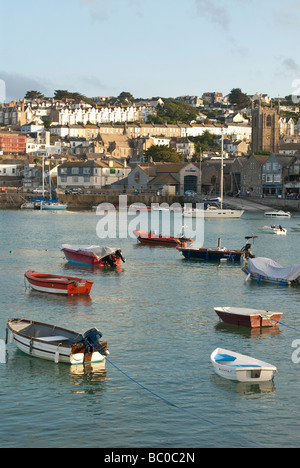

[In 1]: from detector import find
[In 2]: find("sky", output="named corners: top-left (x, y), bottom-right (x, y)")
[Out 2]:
top-left (0, 0), bottom-right (300, 102)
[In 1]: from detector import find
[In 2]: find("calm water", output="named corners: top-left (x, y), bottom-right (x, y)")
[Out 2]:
top-left (0, 209), bottom-right (299, 448)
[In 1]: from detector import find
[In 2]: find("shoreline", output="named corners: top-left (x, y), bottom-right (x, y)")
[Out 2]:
top-left (0, 192), bottom-right (299, 212)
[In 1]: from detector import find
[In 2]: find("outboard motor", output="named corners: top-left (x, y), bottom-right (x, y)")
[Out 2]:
top-left (115, 249), bottom-right (126, 263)
top-left (83, 328), bottom-right (109, 355)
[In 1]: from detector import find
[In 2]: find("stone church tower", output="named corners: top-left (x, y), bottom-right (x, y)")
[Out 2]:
top-left (251, 101), bottom-right (279, 153)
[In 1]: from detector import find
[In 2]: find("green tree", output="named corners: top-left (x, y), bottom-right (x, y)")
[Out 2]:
top-left (117, 91), bottom-right (134, 103)
top-left (148, 99), bottom-right (197, 124)
top-left (24, 90), bottom-right (45, 100)
top-left (144, 145), bottom-right (183, 163)
top-left (228, 88), bottom-right (251, 108)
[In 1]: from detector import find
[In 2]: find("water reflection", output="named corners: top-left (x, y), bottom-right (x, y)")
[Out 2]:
top-left (210, 373), bottom-right (276, 396)
top-left (7, 349), bottom-right (108, 395)
top-left (214, 322), bottom-right (281, 338)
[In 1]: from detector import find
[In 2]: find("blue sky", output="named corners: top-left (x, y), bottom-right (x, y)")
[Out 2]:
top-left (0, 0), bottom-right (300, 101)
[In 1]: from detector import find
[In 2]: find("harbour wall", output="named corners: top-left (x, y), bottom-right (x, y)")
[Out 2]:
top-left (0, 192), bottom-right (299, 212)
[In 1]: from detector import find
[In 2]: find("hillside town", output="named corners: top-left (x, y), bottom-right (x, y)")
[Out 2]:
top-left (0, 89), bottom-right (300, 203)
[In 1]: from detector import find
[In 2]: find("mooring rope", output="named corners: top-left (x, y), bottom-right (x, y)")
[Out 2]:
top-left (106, 356), bottom-right (260, 448)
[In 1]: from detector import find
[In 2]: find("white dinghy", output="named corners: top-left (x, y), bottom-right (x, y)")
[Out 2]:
top-left (6, 319), bottom-right (109, 366)
top-left (210, 348), bottom-right (277, 382)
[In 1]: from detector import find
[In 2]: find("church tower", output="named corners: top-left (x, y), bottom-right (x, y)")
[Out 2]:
top-left (251, 101), bottom-right (279, 153)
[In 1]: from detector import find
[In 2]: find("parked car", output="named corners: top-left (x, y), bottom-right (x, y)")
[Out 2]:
top-left (184, 190), bottom-right (197, 196)
top-left (65, 187), bottom-right (83, 195)
top-left (31, 187), bottom-right (49, 194)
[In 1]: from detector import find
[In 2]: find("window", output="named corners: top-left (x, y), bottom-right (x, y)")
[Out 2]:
top-left (72, 167), bottom-right (79, 174)
top-left (72, 176), bottom-right (78, 183)
top-left (274, 175), bottom-right (281, 183)
top-left (266, 175), bottom-right (273, 183)
top-left (83, 167), bottom-right (90, 175)
top-left (266, 115), bottom-right (272, 127)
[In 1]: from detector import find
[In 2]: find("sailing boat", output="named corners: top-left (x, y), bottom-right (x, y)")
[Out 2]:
top-left (183, 133), bottom-right (244, 219)
top-left (35, 158), bottom-right (67, 211)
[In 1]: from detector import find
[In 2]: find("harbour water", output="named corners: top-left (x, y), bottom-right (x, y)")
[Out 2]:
top-left (0, 208), bottom-right (299, 448)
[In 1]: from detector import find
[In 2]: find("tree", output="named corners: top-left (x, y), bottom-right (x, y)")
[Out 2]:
top-left (228, 88), bottom-right (251, 109)
top-left (148, 99), bottom-right (197, 124)
top-left (117, 91), bottom-right (134, 103)
top-left (24, 90), bottom-right (45, 100)
top-left (144, 145), bottom-right (183, 163)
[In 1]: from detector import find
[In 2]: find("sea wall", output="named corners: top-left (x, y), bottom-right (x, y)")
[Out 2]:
top-left (0, 192), bottom-right (299, 212)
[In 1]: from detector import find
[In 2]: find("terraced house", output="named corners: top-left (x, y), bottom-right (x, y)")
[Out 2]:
top-left (57, 159), bottom-right (130, 190)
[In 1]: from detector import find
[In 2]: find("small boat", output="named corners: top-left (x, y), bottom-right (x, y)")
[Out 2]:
top-left (133, 229), bottom-right (193, 247)
top-left (264, 210), bottom-right (291, 218)
top-left (243, 257), bottom-right (300, 286)
top-left (262, 225), bottom-right (287, 235)
top-left (210, 348), bottom-right (277, 382)
top-left (61, 244), bottom-right (125, 267)
top-left (6, 319), bottom-right (109, 365)
top-left (25, 271), bottom-right (93, 296)
top-left (214, 306), bottom-right (282, 328)
top-left (178, 236), bottom-right (255, 263)
top-left (20, 201), bottom-right (35, 209)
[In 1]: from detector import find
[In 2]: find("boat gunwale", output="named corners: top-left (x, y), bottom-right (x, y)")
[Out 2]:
top-left (25, 271), bottom-right (93, 286)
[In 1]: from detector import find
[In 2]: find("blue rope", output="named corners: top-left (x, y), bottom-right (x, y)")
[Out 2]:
top-left (265, 317), bottom-right (300, 333)
top-left (106, 356), bottom-right (260, 448)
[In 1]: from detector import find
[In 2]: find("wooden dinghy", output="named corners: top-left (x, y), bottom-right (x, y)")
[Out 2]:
top-left (25, 271), bottom-right (93, 296)
top-left (133, 229), bottom-right (193, 247)
top-left (6, 319), bottom-right (109, 366)
top-left (214, 306), bottom-right (282, 328)
top-left (211, 348), bottom-right (277, 382)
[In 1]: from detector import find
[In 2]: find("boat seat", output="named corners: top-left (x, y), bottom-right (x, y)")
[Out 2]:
top-left (225, 365), bottom-right (261, 368)
top-left (214, 354), bottom-right (236, 362)
top-left (37, 336), bottom-right (69, 342)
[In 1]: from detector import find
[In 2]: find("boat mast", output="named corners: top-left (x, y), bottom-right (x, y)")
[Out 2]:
top-left (221, 131), bottom-right (224, 209)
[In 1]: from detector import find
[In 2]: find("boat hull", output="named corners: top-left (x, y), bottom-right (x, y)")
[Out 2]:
top-left (7, 319), bottom-right (107, 366)
top-left (214, 306), bottom-right (282, 328)
top-left (264, 211), bottom-right (291, 218)
top-left (179, 248), bottom-right (243, 262)
top-left (134, 230), bottom-right (193, 247)
top-left (62, 248), bottom-right (122, 267)
top-left (25, 271), bottom-right (93, 295)
top-left (184, 209), bottom-right (244, 218)
top-left (211, 348), bottom-right (277, 382)
top-left (243, 267), bottom-right (291, 286)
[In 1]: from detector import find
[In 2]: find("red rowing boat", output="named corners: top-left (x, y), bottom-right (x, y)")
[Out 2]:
top-left (133, 230), bottom-right (193, 247)
top-left (25, 271), bottom-right (93, 296)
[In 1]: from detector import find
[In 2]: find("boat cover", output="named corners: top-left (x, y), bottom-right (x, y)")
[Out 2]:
top-left (60, 244), bottom-right (119, 260)
top-left (247, 257), bottom-right (300, 282)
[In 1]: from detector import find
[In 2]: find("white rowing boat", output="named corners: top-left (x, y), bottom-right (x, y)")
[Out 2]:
top-left (6, 319), bottom-right (109, 366)
top-left (210, 348), bottom-right (277, 382)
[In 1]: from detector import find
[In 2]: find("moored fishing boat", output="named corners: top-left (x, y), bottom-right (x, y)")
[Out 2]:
top-left (210, 348), bottom-right (277, 382)
top-left (133, 229), bottom-right (193, 247)
top-left (25, 271), bottom-right (93, 296)
top-left (243, 257), bottom-right (300, 286)
top-left (6, 319), bottom-right (109, 366)
top-left (178, 236), bottom-right (255, 262)
top-left (60, 244), bottom-right (125, 267)
top-left (214, 306), bottom-right (282, 328)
